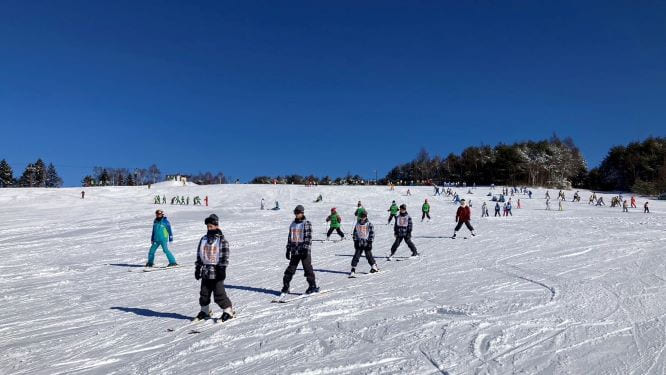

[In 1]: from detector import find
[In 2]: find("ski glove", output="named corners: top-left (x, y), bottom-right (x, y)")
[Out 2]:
top-left (195, 265), bottom-right (201, 280)
top-left (216, 266), bottom-right (226, 280)
top-left (285, 249), bottom-right (291, 260)
top-left (169, 236), bottom-right (173, 242)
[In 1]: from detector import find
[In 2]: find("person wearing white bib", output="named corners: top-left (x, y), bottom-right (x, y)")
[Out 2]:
top-left (280, 205), bottom-right (319, 297)
top-left (350, 211), bottom-right (378, 276)
top-left (194, 214), bottom-right (234, 322)
top-left (388, 204), bottom-right (418, 260)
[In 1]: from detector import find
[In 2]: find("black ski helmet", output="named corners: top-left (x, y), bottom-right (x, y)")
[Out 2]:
top-left (399, 204), bottom-right (407, 210)
top-left (294, 205), bottom-right (305, 214)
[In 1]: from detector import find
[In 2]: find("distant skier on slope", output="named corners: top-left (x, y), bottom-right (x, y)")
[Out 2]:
top-left (194, 214), bottom-right (234, 322)
top-left (146, 209), bottom-right (178, 267)
top-left (452, 199), bottom-right (475, 238)
top-left (280, 205), bottom-right (319, 298)
top-left (325, 207), bottom-right (345, 240)
top-left (350, 211), bottom-right (378, 277)
top-left (354, 201), bottom-right (366, 222)
top-left (387, 200), bottom-right (399, 224)
top-left (421, 199), bottom-right (431, 222)
top-left (388, 204), bottom-right (418, 260)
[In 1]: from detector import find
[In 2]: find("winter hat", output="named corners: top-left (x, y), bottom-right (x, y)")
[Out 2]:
top-left (331, 207), bottom-right (336, 212)
top-left (204, 214), bottom-right (219, 226)
top-left (357, 201), bottom-right (362, 206)
top-left (294, 205), bottom-right (305, 214)
top-left (399, 204), bottom-right (407, 210)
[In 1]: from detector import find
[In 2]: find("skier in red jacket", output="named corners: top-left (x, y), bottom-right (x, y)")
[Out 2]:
top-left (453, 199), bottom-right (476, 238)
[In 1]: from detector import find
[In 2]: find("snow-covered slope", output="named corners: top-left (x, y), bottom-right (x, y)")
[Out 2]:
top-left (0, 185), bottom-right (664, 374)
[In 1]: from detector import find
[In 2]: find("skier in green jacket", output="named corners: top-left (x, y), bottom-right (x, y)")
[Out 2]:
top-left (387, 200), bottom-right (399, 225)
top-left (325, 207), bottom-right (345, 240)
top-left (421, 199), bottom-right (431, 222)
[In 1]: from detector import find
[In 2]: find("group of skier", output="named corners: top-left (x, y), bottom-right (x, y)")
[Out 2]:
top-left (153, 195), bottom-right (208, 206)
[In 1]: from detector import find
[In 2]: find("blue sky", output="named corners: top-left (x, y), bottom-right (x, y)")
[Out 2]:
top-left (1, 1), bottom-right (664, 186)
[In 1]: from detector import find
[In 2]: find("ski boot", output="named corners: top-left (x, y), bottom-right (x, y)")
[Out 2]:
top-left (194, 306), bottom-right (212, 321)
top-left (305, 285), bottom-right (320, 294)
top-left (220, 307), bottom-right (235, 322)
top-left (370, 264), bottom-right (379, 273)
top-left (145, 262), bottom-right (154, 268)
top-left (167, 263), bottom-right (179, 267)
top-left (349, 267), bottom-right (356, 277)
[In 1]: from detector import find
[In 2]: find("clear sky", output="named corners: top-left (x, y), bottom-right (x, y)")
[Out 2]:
top-left (1, 1), bottom-right (664, 186)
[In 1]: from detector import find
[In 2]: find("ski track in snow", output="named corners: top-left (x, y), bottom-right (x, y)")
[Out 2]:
top-left (0, 184), bottom-right (665, 374)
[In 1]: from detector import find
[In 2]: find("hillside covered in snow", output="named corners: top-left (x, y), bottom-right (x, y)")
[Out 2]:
top-left (0, 184), bottom-right (664, 374)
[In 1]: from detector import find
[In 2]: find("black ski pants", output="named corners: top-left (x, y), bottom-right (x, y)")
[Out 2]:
top-left (283, 252), bottom-right (316, 291)
top-left (390, 236), bottom-right (418, 256)
top-left (327, 227), bottom-right (345, 238)
top-left (352, 243), bottom-right (376, 268)
top-left (199, 279), bottom-right (232, 309)
top-left (421, 212), bottom-right (431, 220)
top-left (494, 210), bottom-right (501, 217)
top-left (454, 220), bottom-right (474, 232)
top-left (387, 214), bottom-right (397, 224)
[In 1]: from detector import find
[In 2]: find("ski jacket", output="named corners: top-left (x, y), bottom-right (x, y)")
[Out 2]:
top-left (494, 203), bottom-right (501, 212)
top-left (195, 230), bottom-right (230, 280)
top-left (151, 217), bottom-right (173, 243)
top-left (422, 203), bottom-right (430, 213)
top-left (326, 213), bottom-right (342, 229)
top-left (287, 218), bottom-right (313, 254)
top-left (388, 204), bottom-right (399, 215)
top-left (353, 220), bottom-right (375, 246)
top-left (393, 212), bottom-right (413, 238)
top-left (456, 206), bottom-right (471, 222)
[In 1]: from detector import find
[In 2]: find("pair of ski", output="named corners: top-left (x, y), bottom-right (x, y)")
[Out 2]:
top-left (129, 264), bottom-right (184, 273)
top-left (271, 289), bottom-right (334, 303)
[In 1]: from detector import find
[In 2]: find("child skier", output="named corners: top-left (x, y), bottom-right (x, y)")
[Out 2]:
top-left (326, 207), bottom-right (345, 240)
top-left (388, 204), bottom-right (418, 260)
top-left (146, 209), bottom-right (177, 267)
top-left (194, 214), bottom-right (234, 322)
top-left (350, 211), bottom-right (378, 277)
top-left (481, 202), bottom-right (489, 217)
top-left (387, 200), bottom-right (399, 224)
top-left (421, 199), bottom-right (431, 222)
top-left (494, 202), bottom-right (501, 216)
top-left (622, 200), bottom-right (629, 212)
top-left (280, 205), bottom-right (319, 297)
top-left (354, 201), bottom-right (366, 221)
top-left (644, 201), bottom-right (650, 213)
top-left (453, 199), bottom-right (475, 238)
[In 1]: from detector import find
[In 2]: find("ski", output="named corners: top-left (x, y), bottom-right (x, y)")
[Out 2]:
top-left (142, 265), bottom-right (184, 272)
top-left (271, 289), bottom-right (334, 303)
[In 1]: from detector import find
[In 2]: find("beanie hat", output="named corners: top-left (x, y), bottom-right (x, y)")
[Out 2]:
top-left (204, 214), bottom-right (219, 226)
top-left (399, 204), bottom-right (407, 210)
top-left (294, 205), bottom-right (305, 214)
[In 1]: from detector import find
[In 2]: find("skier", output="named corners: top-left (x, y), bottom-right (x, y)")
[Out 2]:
top-left (354, 201), bottom-right (366, 222)
top-left (644, 201), bottom-right (650, 213)
top-left (517, 199), bottom-right (521, 209)
top-left (81, 191), bottom-right (85, 199)
top-left (204, 196), bottom-right (208, 206)
top-left (631, 196), bottom-right (637, 208)
top-left (481, 202), bottom-right (489, 217)
top-left (406, 189), bottom-right (411, 196)
top-left (545, 190), bottom-right (550, 199)
top-left (260, 198), bottom-right (265, 210)
top-left (546, 198), bottom-right (551, 210)
top-left (314, 194), bottom-right (323, 203)
top-left (387, 200), bottom-right (399, 224)
top-left (350, 211), bottom-right (378, 277)
top-left (453, 199), bottom-right (475, 238)
top-left (146, 209), bottom-right (178, 267)
top-left (325, 208), bottom-right (345, 240)
top-left (280, 205), bottom-right (319, 297)
top-left (528, 190), bottom-right (533, 199)
top-left (421, 199), bottom-right (431, 222)
top-left (272, 201), bottom-right (280, 211)
top-left (162, 195), bottom-right (166, 204)
top-left (186, 197), bottom-right (190, 205)
top-left (558, 200), bottom-right (563, 211)
top-left (622, 200), bottom-right (629, 212)
top-left (387, 204), bottom-right (418, 260)
top-left (596, 197), bottom-right (605, 206)
top-left (194, 214), bottom-right (234, 322)
top-left (505, 201), bottom-right (513, 216)
top-left (494, 202), bottom-right (501, 216)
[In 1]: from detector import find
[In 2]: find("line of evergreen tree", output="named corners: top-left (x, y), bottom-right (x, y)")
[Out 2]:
top-left (81, 164), bottom-right (161, 187)
top-left (0, 159), bottom-right (62, 188)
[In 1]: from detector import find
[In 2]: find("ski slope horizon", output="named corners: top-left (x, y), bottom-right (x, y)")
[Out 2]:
top-left (1, 183), bottom-right (665, 374)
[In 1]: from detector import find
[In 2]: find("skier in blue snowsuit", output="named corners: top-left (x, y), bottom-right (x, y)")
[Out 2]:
top-left (146, 209), bottom-right (178, 267)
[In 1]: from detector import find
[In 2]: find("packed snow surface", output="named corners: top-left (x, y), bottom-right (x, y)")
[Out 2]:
top-left (0, 185), bottom-right (665, 374)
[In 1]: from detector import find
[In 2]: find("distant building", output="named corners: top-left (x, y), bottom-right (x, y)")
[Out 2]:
top-left (165, 174), bottom-right (190, 183)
